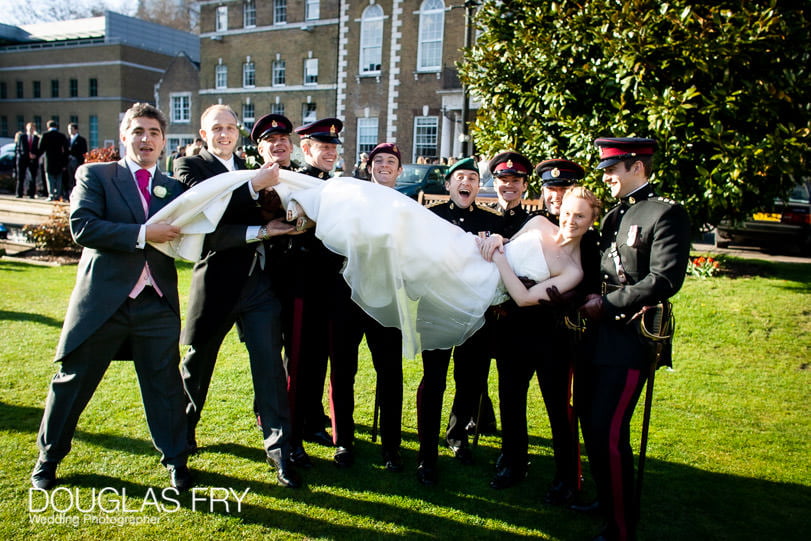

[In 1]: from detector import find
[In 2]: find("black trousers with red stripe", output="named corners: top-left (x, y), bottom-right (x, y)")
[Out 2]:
top-left (581, 363), bottom-right (647, 541)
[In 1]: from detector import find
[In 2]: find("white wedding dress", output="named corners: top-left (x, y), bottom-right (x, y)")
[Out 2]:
top-left (148, 170), bottom-right (550, 358)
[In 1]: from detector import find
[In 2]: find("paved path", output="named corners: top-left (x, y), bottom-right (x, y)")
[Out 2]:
top-left (692, 242), bottom-right (810, 264)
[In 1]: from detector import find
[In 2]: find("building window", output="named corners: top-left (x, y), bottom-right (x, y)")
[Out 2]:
top-left (215, 64), bottom-right (228, 89)
top-left (16, 115), bottom-right (24, 132)
top-left (243, 61), bottom-right (256, 88)
top-left (89, 115), bottom-right (98, 148)
top-left (51, 80), bottom-right (59, 98)
top-left (243, 0), bottom-right (256, 28)
top-left (304, 58), bottom-right (318, 85)
top-left (70, 79), bottom-right (78, 97)
top-left (171, 93), bottom-right (191, 123)
top-left (242, 103), bottom-right (255, 142)
top-left (33, 116), bottom-right (42, 132)
top-left (302, 103), bottom-right (317, 124)
top-left (51, 115), bottom-right (59, 126)
top-left (70, 115), bottom-right (78, 125)
top-left (417, 0), bottom-right (445, 71)
top-left (305, 0), bottom-right (320, 20)
top-left (216, 6), bottom-right (228, 32)
top-left (16, 81), bottom-right (23, 99)
top-left (360, 4), bottom-right (384, 74)
top-left (414, 116), bottom-right (438, 159)
top-left (271, 102), bottom-right (285, 116)
top-left (89, 78), bottom-right (98, 97)
top-left (1, 116), bottom-right (8, 138)
top-left (273, 0), bottom-right (287, 25)
top-left (0, 82), bottom-right (6, 99)
top-left (356, 117), bottom-right (378, 156)
top-left (33, 81), bottom-right (41, 98)
top-left (272, 60), bottom-right (286, 86)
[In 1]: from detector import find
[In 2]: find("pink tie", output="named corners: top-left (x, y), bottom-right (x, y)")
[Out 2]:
top-left (135, 169), bottom-right (151, 205)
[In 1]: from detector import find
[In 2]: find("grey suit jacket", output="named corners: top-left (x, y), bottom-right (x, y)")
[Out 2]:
top-left (54, 159), bottom-right (186, 362)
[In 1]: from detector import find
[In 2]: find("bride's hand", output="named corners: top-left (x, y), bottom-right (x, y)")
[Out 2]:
top-left (251, 162), bottom-right (280, 191)
top-left (263, 217), bottom-right (296, 237)
top-left (480, 234), bottom-right (504, 261)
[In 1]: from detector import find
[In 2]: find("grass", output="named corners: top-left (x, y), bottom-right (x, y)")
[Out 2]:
top-left (0, 255), bottom-right (809, 540)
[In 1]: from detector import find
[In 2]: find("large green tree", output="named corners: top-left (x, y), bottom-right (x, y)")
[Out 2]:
top-left (461, 0), bottom-right (810, 228)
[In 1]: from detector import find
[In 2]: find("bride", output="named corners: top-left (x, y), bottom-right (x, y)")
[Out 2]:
top-left (147, 166), bottom-right (600, 357)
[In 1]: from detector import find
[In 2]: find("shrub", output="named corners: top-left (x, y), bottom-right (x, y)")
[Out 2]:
top-left (84, 146), bottom-right (120, 163)
top-left (22, 204), bottom-right (79, 254)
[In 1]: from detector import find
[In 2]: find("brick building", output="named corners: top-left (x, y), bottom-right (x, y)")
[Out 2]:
top-left (0, 11), bottom-right (199, 150)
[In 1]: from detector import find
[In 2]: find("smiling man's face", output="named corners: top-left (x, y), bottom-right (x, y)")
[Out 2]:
top-left (446, 170), bottom-right (480, 208)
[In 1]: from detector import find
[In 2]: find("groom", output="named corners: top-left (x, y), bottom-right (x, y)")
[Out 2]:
top-left (31, 103), bottom-right (193, 491)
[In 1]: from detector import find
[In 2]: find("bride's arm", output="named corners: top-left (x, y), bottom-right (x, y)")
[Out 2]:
top-left (492, 251), bottom-right (583, 307)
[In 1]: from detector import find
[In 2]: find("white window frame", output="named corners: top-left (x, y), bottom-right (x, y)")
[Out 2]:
top-left (302, 103), bottom-right (317, 124)
top-left (170, 92), bottom-right (191, 124)
top-left (243, 61), bottom-right (256, 88)
top-left (417, 0), bottom-right (445, 72)
top-left (215, 64), bottom-right (228, 89)
top-left (216, 6), bottom-right (228, 32)
top-left (356, 117), bottom-right (379, 156)
top-left (271, 102), bottom-right (285, 116)
top-left (413, 116), bottom-right (439, 160)
top-left (304, 58), bottom-right (319, 85)
top-left (243, 0), bottom-right (256, 28)
top-left (360, 5), bottom-right (384, 74)
top-left (305, 0), bottom-right (320, 21)
top-left (273, 0), bottom-right (287, 25)
top-left (242, 103), bottom-right (255, 139)
top-left (272, 60), bottom-right (286, 86)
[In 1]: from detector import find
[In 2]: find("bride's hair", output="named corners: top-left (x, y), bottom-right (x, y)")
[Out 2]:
top-left (564, 185), bottom-right (602, 221)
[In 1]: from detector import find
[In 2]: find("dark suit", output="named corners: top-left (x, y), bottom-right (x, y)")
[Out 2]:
top-left (36, 159), bottom-right (189, 467)
top-left (67, 133), bottom-right (88, 195)
top-left (582, 183), bottom-right (690, 541)
top-left (175, 149), bottom-right (292, 461)
top-left (15, 133), bottom-right (39, 198)
top-left (39, 128), bottom-right (69, 199)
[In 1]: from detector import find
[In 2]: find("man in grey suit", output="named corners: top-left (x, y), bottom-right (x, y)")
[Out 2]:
top-left (174, 105), bottom-right (301, 488)
top-left (31, 103), bottom-right (194, 491)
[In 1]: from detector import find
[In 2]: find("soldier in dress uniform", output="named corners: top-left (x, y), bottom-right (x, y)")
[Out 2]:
top-left (328, 143), bottom-right (405, 471)
top-left (578, 138), bottom-right (690, 541)
top-left (416, 157), bottom-right (503, 486)
top-left (251, 113), bottom-right (301, 171)
top-left (274, 118), bottom-right (346, 469)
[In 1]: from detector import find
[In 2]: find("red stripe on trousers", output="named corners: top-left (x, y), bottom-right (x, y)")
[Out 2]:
top-left (608, 368), bottom-right (641, 541)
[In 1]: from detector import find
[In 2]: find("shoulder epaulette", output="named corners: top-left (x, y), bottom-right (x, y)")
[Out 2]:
top-left (475, 203), bottom-right (502, 215)
top-left (426, 200), bottom-right (447, 209)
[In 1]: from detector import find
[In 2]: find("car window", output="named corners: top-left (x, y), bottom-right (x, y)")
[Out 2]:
top-left (788, 182), bottom-right (810, 203)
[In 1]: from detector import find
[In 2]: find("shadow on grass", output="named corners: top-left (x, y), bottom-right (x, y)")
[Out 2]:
top-left (0, 309), bottom-right (63, 328)
top-left (717, 257), bottom-right (811, 286)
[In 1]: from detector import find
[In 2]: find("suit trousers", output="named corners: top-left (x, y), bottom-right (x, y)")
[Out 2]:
top-left (37, 288), bottom-right (188, 467)
top-left (496, 337), bottom-right (580, 484)
top-left (46, 171), bottom-right (62, 200)
top-left (581, 363), bottom-right (646, 541)
top-left (181, 269), bottom-right (290, 455)
top-left (417, 326), bottom-right (491, 465)
top-left (16, 158), bottom-right (38, 197)
top-left (328, 287), bottom-right (403, 451)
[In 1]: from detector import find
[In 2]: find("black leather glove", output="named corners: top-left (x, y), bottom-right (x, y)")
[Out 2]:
top-left (579, 295), bottom-right (605, 321)
top-left (540, 285), bottom-right (579, 310)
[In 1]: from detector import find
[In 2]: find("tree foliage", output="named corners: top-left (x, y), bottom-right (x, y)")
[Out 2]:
top-left (460, 0), bottom-right (811, 228)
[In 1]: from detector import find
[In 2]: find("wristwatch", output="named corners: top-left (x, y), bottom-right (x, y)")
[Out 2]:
top-left (257, 226), bottom-right (269, 240)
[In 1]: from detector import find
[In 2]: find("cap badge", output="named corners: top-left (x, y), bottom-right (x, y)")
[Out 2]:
top-left (393, 144), bottom-right (399, 153)
top-left (551, 168), bottom-right (561, 178)
top-left (330, 125), bottom-right (337, 135)
top-left (506, 160), bottom-right (514, 168)
top-left (271, 120), bottom-right (278, 127)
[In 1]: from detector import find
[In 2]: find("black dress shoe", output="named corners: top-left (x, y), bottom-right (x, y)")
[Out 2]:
top-left (289, 445), bottom-right (313, 469)
top-left (544, 480), bottom-right (578, 506)
top-left (267, 455), bottom-right (302, 488)
top-left (31, 460), bottom-right (57, 489)
top-left (383, 449), bottom-right (403, 472)
top-left (416, 462), bottom-right (438, 486)
top-left (569, 500), bottom-right (601, 514)
top-left (304, 429), bottom-right (333, 447)
top-left (489, 466), bottom-right (527, 489)
top-left (448, 443), bottom-right (473, 465)
top-left (333, 446), bottom-right (354, 468)
top-left (167, 464), bottom-right (194, 491)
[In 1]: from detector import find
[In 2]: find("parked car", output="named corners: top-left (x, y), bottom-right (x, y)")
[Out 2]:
top-left (477, 174), bottom-right (497, 199)
top-left (394, 164), bottom-right (449, 198)
top-left (715, 180), bottom-right (811, 255)
top-left (0, 142), bottom-right (15, 170)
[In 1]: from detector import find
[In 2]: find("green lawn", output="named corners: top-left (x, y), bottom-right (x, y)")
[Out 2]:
top-left (0, 256), bottom-right (809, 540)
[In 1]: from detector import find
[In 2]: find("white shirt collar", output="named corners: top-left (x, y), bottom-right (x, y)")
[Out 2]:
top-left (125, 158), bottom-right (157, 183)
top-left (213, 153), bottom-right (236, 172)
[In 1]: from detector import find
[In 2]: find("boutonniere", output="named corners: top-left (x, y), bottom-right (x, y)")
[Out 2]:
top-left (153, 185), bottom-right (168, 198)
